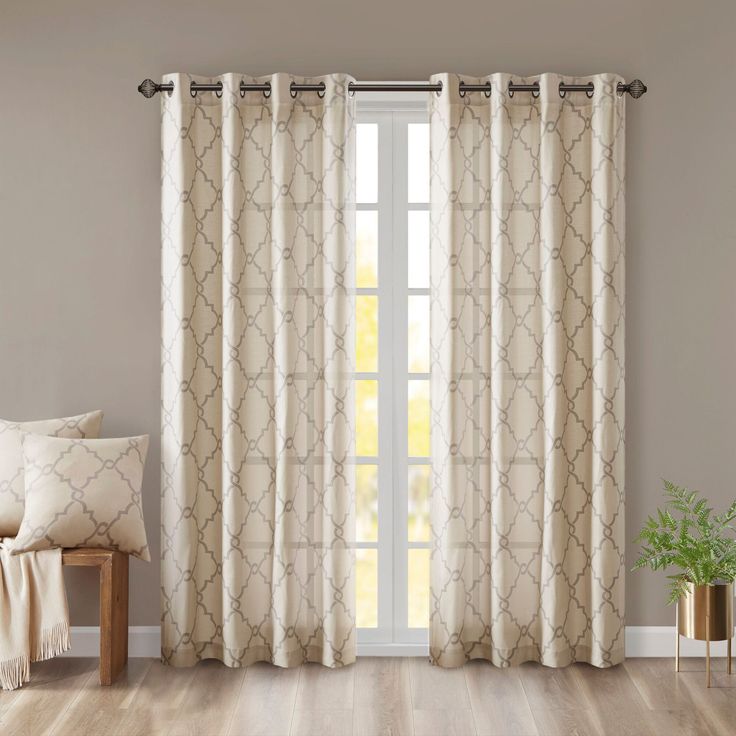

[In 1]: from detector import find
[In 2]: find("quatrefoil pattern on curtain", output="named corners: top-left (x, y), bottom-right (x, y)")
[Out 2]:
top-left (429, 73), bottom-right (625, 668)
top-left (160, 74), bottom-right (356, 667)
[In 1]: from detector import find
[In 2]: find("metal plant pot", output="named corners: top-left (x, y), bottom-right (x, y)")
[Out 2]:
top-left (676, 581), bottom-right (734, 687)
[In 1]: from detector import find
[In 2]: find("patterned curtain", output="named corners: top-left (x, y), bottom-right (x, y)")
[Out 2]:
top-left (161, 74), bottom-right (356, 668)
top-left (429, 73), bottom-right (625, 668)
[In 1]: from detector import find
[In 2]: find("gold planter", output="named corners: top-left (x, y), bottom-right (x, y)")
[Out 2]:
top-left (675, 581), bottom-right (734, 687)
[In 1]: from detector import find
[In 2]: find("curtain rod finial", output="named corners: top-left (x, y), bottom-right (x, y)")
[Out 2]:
top-left (138, 79), bottom-right (159, 98)
top-left (628, 79), bottom-right (647, 98)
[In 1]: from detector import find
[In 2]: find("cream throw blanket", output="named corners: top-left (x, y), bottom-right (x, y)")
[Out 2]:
top-left (0, 539), bottom-right (70, 690)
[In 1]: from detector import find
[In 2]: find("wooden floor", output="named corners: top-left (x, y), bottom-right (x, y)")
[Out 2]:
top-left (1, 657), bottom-right (734, 736)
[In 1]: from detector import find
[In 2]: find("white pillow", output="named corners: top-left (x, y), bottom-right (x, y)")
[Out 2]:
top-left (11, 433), bottom-right (150, 561)
top-left (0, 411), bottom-right (103, 536)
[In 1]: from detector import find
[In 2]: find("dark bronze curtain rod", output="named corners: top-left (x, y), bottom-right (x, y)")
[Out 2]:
top-left (138, 78), bottom-right (648, 99)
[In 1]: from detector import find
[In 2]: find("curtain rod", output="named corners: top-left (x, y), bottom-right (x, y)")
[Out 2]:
top-left (137, 78), bottom-right (648, 99)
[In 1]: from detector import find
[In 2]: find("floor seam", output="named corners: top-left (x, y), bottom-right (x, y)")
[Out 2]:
top-left (288, 664), bottom-right (302, 736)
top-left (45, 661), bottom-right (97, 736)
top-left (223, 665), bottom-right (248, 736)
top-left (461, 662), bottom-right (479, 736)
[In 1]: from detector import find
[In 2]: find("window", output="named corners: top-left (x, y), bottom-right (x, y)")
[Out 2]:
top-left (355, 98), bottom-right (430, 652)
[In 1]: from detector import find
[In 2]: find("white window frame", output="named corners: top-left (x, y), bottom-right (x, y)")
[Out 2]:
top-left (356, 90), bottom-right (430, 656)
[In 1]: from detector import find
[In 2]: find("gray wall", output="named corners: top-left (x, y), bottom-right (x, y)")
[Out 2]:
top-left (1, 0), bottom-right (734, 628)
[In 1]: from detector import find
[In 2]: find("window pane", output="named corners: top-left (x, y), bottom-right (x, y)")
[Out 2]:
top-left (408, 295), bottom-right (429, 373)
top-left (407, 123), bottom-right (429, 203)
top-left (408, 465), bottom-right (430, 542)
top-left (356, 380), bottom-right (378, 456)
top-left (357, 548), bottom-right (378, 628)
top-left (408, 548), bottom-right (429, 628)
top-left (357, 210), bottom-right (378, 288)
top-left (357, 124), bottom-right (378, 203)
top-left (408, 211), bottom-right (429, 289)
top-left (407, 380), bottom-right (430, 457)
top-left (357, 465), bottom-right (378, 543)
top-left (356, 295), bottom-right (378, 373)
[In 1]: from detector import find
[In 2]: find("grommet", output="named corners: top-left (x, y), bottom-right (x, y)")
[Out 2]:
top-left (239, 81), bottom-right (246, 98)
top-left (190, 82), bottom-right (198, 98)
top-left (508, 80), bottom-right (514, 98)
top-left (483, 82), bottom-right (491, 99)
top-left (586, 82), bottom-right (594, 99)
top-left (263, 82), bottom-right (272, 99)
top-left (435, 80), bottom-right (443, 96)
top-left (459, 82), bottom-right (467, 98)
top-left (317, 82), bottom-right (326, 99)
top-left (348, 82), bottom-right (356, 97)
top-left (558, 82), bottom-right (566, 99)
top-left (290, 82), bottom-right (298, 99)
top-left (531, 82), bottom-right (540, 99)
top-left (215, 82), bottom-right (223, 99)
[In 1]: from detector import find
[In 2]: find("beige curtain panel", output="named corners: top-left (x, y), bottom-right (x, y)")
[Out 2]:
top-left (429, 73), bottom-right (626, 668)
top-left (161, 73), bottom-right (356, 668)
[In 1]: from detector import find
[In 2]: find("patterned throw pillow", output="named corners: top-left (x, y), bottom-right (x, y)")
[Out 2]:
top-left (11, 434), bottom-right (150, 561)
top-left (0, 410), bottom-right (103, 536)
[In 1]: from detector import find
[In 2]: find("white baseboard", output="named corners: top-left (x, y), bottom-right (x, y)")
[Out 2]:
top-left (62, 626), bottom-right (732, 659)
top-left (62, 626), bottom-right (160, 658)
top-left (357, 642), bottom-right (428, 656)
top-left (625, 625), bottom-right (732, 657)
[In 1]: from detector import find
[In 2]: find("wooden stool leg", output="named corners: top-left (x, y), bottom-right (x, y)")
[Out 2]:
top-left (99, 552), bottom-right (129, 685)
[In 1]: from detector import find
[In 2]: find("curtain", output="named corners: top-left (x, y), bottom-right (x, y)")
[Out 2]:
top-left (161, 73), bottom-right (356, 668)
top-left (429, 73), bottom-right (625, 668)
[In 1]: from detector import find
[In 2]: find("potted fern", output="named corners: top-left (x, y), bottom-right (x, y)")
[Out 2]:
top-left (633, 480), bottom-right (736, 684)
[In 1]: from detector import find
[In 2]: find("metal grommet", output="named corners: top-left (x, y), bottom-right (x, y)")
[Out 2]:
top-left (215, 82), bottom-right (223, 99)
top-left (263, 82), bottom-right (272, 99)
top-left (317, 82), bottom-right (326, 99)
top-left (190, 82), bottom-right (198, 98)
top-left (435, 80), bottom-right (443, 96)
top-left (586, 82), bottom-right (594, 99)
top-left (348, 82), bottom-right (356, 97)
top-left (531, 82), bottom-right (540, 99)
top-left (508, 80), bottom-right (514, 98)
top-left (558, 82), bottom-right (566, 99)
top-left (458, 82), bottom-right (467, 98)
top-left (290, 82), bottom-right (298, 99)
top-left (239, 81), bottom-right (246, 99)
top-left (483, 82), bottom-right (491, 99)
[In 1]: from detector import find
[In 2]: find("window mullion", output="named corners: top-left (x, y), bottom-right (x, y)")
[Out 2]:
top-left (391, 114), bottom-right (410, 642)
top-left (375, 112), bottom-right (395, 641)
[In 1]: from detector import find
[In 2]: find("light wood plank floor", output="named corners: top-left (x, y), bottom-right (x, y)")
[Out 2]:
top-left (1, 657), bottom-right (734, 736)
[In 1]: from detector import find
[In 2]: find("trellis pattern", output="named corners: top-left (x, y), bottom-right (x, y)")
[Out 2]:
top-left (160, 73), bottom-right (356, 668)
top-left (0, 410), bottom-right (103, 537)
top-left (12, 434), bottom-right (150, 561)
top-left (429, 73), bottom-right (625, 668)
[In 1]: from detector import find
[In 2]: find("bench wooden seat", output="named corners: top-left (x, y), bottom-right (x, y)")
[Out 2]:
top-left (62, 548), bottom-right (128, 685)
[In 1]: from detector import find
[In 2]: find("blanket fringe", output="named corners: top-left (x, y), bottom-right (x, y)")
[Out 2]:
top-left (1, 622), bottom-right (70, 691)
top-left (0, 654), bottom-right (30, 691)
top-left (32, 621), bottom-right (71, 663)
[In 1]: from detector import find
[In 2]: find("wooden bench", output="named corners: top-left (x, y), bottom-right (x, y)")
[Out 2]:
top-left (61, 548), bottom-right (129, 685)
